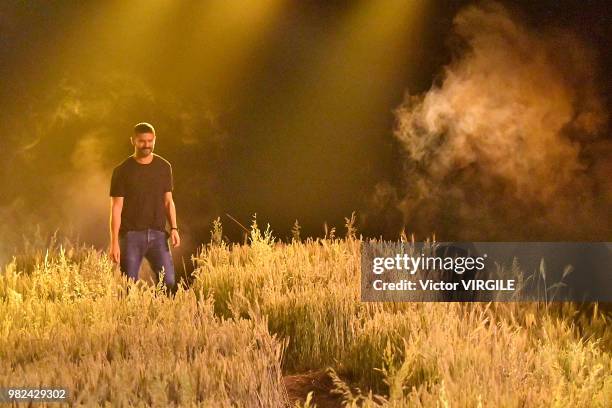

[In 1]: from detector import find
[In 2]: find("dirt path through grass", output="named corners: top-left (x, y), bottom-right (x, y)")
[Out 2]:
top-left (284, 370), bottom-right (343, 407)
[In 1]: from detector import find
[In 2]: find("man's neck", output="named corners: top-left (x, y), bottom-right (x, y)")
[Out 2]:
top-left (132, 153), bottom-right (154, 164)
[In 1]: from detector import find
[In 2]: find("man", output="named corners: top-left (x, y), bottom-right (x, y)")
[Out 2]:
top-left (109, 122), bottom-right (180, 293)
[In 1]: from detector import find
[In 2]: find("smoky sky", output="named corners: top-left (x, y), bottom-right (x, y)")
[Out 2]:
top-left (386, 2), bottom-right (611, 241)
top-left (0, 1), bottom-right (610, 266)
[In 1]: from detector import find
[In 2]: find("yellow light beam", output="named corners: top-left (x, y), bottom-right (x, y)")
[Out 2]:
top-left (172, 0), bottom-right (288, 98)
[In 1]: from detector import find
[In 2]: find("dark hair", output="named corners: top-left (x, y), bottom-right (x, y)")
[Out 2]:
top-left (133, 122), bottom-right (155, 135)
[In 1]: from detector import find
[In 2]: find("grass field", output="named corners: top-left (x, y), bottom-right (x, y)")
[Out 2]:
top-left (1, 218), bottom-right (610, 407)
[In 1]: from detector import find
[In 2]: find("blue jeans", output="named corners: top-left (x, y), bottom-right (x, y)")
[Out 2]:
top-left (119, 229), bottom-right (176, 290)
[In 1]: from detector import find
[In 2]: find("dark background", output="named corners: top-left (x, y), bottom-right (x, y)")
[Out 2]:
top-left (0, 1), bottom-right (610, 269)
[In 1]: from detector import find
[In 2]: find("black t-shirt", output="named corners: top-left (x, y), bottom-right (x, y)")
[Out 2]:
top-left (110, 154), bottom-right (173, 237)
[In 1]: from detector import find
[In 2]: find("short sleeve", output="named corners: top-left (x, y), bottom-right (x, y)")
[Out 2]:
top-left (110, 167), bottom-right (126, 197)
top-left (164, 163), bottom-right (173, 193)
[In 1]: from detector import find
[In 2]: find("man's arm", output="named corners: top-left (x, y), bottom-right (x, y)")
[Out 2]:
top-left (109, 197), bottom-right (123, 263)
top-left (164, 191), bottom-right (180, 248)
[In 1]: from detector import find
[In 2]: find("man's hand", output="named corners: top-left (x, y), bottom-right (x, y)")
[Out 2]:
top-left (109, 197), bottom-right (123, 265)
top-left (109, 242), bottom-right (121, 264)
top-left (170, 229), bottom-right (181, 248)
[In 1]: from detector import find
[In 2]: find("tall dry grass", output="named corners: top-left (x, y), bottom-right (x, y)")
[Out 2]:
top-left (192, 216), bottom-right (611, 407)
top-left (0, 216), bottom-right (610, 407)
top-left (0, 248), bottom-right (287, 407)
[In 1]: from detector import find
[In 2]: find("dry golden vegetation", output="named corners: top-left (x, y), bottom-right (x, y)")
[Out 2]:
top-left (1, 217), bottom-right (610, 407)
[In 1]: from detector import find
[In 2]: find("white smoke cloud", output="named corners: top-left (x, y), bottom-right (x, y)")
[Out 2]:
top-left (391, 2), bottom-right (610, 240)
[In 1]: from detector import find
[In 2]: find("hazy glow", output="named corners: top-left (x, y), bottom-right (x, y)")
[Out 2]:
top-left (174, 0), bottom-right (288, 98)
top-left (250, 0), bottom-right (426, 225)
top-left (3, 0), bottom-right (606, 264)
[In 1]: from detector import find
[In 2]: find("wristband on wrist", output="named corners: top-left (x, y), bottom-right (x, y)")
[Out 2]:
top-left (171, 227), bottom-right (179, 231)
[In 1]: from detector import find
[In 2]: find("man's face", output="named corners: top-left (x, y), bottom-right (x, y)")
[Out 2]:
top-left (131, 132), bottom-right (155, 157)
